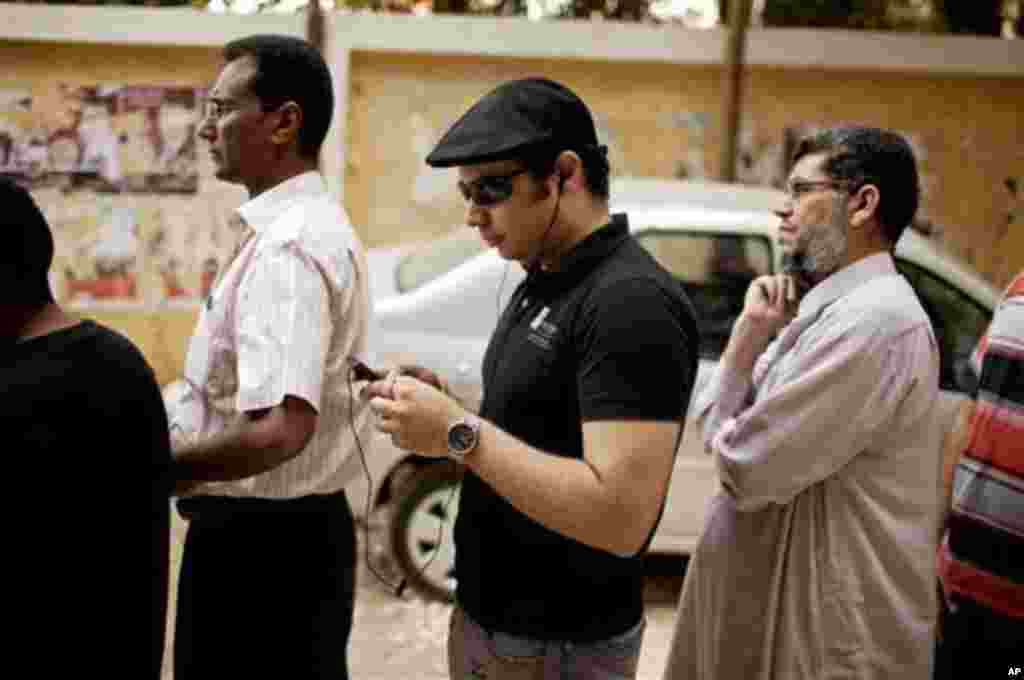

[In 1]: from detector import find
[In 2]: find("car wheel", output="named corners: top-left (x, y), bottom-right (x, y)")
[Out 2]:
top-left (389, 462), bottom-right (461, 602)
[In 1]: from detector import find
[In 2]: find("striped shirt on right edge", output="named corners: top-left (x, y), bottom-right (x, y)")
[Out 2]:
top-left (939, 271), bottom-right (1024, 618)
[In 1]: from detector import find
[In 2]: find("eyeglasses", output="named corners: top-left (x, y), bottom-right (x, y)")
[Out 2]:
top-left (457, 169), bottom-right (529, 208)
top-left (201, 97), bottom-right (244, 122)
top-left (785, 180), bottom-right (850, 201)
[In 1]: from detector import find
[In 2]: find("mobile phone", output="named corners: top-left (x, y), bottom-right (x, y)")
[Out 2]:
top-left (347, 356), bottom-right (385, 382)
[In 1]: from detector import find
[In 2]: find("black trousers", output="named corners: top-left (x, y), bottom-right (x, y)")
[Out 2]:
top-left (174, 490), bottom-right (356, 679)
top-left (934, 594), bottom-right (1024, 680)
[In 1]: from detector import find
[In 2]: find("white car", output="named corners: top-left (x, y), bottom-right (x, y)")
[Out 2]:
top-left (350, 177), bottom-right (999, 601)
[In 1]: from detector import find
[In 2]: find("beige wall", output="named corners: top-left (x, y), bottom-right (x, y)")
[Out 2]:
top-left (1, 40), bottom-right (221, 385)
top-left (347, 51), bottom-right (1023, 289)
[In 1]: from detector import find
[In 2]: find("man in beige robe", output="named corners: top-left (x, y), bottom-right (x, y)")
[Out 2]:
top-left (663, 127), bottom-right (941, 679)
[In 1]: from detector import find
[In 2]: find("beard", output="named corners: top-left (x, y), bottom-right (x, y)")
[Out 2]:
top-left (781, 196), bottom-right (849, 285)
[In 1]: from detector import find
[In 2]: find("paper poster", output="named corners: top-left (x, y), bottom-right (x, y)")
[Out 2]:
top-left (1, 83), bottom-right (199, 193)
top-left (2, 82), bottom-right (246, 309)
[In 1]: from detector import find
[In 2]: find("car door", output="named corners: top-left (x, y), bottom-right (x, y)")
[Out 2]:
top-left (634, 228), bottom-right (775, 554)
top-left (893, 258), bottom-right (991, 397)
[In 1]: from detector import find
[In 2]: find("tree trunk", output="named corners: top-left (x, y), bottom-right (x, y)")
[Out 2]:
top-left (719, 0), bottom-right (752, 182)
top-left (306, 0), bottom-right (325, 54)
top-left (433, 0), bottom-right (470, 12)
top-left (307, 0), bottom-right (325, 171)
top-left (937, 0), bottom-right (1004, 36)
top-left (761, 0), bottom-right (889, 30)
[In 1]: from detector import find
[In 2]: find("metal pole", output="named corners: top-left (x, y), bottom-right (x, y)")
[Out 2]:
top-left (307, 0), bottom-right (325, 171)
top-left (719, 0), bottom-right (752, 182)
top-left (306, 0), bottom-right (325, 53)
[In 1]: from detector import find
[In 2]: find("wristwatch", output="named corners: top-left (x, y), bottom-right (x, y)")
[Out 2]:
top-left (446, 415), bottom-right (481, 462)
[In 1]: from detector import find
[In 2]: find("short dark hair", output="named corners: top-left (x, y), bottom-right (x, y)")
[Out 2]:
top-left (519, 142), bottom-right (611, 200)
top-left (1, 177), bottom-right (55, 305)
top-left (792, 127), bottom-right (919, 245)
top-left (224, 34), bottom-right (333, 160)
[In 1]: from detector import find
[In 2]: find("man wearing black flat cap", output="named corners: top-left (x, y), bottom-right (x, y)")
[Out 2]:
top-left (364, 78), bottom-right (699, 679)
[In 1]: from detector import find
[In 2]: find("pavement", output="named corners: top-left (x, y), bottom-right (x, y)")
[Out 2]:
top-left (161, 513), bottom-right (687, 679)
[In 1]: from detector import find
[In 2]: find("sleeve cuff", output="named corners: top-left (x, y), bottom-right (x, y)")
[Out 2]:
top-left (237, 387), bottom-right (321, 415)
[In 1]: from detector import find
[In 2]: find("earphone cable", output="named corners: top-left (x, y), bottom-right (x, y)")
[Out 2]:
top-left (347, 369), bottom-right (407, 596)
top-left (496, 261), bottom-right (510, 322)
top-left (346, 366), bottom-right (459, 600)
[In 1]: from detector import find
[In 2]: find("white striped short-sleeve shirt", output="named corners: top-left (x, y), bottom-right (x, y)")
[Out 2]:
top-left (169, 171), bottom-right (372, 499)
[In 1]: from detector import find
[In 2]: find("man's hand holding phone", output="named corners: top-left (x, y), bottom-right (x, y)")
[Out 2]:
top-left (348, 356), bottom-right (448, 397)
top-left (347, 356), bottom-right (385, 383)
top-left (355, 359), bottom-right (466, 457)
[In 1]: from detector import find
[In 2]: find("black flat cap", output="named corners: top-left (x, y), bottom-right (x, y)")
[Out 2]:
top-left (426, 78), bottom-right (601, 168)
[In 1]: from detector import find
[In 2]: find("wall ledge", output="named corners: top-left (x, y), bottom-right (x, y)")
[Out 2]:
top-left (2, 3), bottom-right (1022, 76)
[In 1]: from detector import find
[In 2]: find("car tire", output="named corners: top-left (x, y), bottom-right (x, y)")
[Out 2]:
top-left (389, 462), bottom-right (461, 602)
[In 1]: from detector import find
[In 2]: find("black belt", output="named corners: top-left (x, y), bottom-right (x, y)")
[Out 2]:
top-left (177, 489), bottom-right (347, 521)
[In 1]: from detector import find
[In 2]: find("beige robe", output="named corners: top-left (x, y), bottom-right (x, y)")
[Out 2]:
top-left (664, 254), bottom-right (942, 679)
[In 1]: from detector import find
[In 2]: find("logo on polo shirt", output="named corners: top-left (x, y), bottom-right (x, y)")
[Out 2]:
top-left (527, 306), bottom-right (558, 350)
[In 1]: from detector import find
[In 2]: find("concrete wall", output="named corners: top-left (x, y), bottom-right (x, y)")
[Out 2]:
top-left (2, 5), bottom-right (1021, 383)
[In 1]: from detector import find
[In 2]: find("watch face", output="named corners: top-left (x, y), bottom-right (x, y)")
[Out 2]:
top-left (448, 423), bottom-right (475, 453)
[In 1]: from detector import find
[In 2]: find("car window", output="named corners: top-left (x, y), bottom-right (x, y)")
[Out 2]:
top-left (636, 230), bottom-right (773, 358)
top-left (395, 231), bottom-right (485, 294)
top-left (895, 259), bottom-right (991, 394)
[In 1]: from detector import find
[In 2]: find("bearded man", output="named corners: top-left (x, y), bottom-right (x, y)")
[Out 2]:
top-left (663, 127), bottom-right (941, 679)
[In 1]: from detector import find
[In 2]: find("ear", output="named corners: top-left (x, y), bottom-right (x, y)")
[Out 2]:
top-left (269, 101), bottom-right (303, 149)
top-left (554, 151), bottom-right (582, 192)
top-left (848, 183), bottom-right (880, 230)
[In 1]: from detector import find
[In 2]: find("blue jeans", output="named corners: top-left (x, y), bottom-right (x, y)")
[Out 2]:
top-left (448, 606), bottom-right (645, 680)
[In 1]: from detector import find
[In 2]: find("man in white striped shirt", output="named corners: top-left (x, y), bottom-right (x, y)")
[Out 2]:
top-left (168, 35), bottom-right (371, 679)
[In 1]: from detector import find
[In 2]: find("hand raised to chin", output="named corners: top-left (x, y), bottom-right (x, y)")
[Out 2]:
top-left (734, 274), bottom-right (802, 354)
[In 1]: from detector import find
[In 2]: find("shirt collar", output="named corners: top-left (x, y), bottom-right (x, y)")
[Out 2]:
top-left (1005, 271), bottom-right (1024, 299)
top-left (236, 171), bottom-right (326, 235)
top-left (524, 213), bottom-right (630, 295)
top-left (797, 251), bottom-right (898, 318)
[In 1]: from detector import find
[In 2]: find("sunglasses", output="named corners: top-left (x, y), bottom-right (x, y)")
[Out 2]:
top-left (457, 168), bottom-right (528, 207)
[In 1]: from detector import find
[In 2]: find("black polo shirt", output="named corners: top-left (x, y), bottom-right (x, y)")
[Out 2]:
top-left (454, 214), bottom-right (699, 642)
